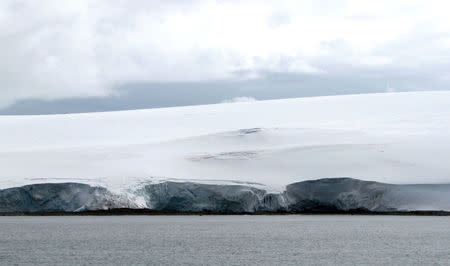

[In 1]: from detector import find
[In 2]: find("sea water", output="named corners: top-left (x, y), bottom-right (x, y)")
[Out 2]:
top-left (0, 215), bottom-right (449, 265)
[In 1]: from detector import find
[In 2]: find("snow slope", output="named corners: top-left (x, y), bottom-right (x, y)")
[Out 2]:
top-left (0, 91), bottom-right (449, 195)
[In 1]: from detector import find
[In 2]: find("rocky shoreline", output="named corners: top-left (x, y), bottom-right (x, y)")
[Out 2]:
top-left (1, 208), bottom-right (449, 216)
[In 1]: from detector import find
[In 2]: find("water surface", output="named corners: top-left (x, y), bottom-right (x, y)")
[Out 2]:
top-left (0, 215), bottom-right (449, 265)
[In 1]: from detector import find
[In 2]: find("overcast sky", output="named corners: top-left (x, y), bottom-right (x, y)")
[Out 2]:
top-left (1, 0), bottom-right (450, 114)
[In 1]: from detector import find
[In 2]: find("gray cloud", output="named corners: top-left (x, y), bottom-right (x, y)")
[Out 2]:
top-left (2, 70), bottom-right (447, 115)
top-left (1, 0), bottom-right (450, 113)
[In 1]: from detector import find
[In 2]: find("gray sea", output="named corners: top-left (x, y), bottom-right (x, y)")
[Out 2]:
top-left (0, 215), bottom-right (449, 265)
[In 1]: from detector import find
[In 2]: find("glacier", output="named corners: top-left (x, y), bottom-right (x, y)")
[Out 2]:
top-left (0, 91), bottom-right (449, 213)
top-left (0, 183), bottom-right (137, 213)
top-left (1, 178), bottom-right (449, 213)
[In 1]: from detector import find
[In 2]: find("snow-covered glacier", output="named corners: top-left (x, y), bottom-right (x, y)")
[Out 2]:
top-left (0, 91), bottom-right (449, 213)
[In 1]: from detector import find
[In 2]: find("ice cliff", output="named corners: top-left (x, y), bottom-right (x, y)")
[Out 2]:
top-left (1, 178), bottom-right (449, 213)
top-left (0, 183), bottom-right (137, 213)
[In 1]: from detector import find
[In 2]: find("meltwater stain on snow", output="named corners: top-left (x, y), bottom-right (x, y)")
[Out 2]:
top-left (238, 128), bottom-right (262, 135)
top-left (188, 150), bottom-right (261, 161)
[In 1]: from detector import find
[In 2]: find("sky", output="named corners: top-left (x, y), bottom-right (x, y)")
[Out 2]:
top-left (1, 0), bottom-right (450, 114)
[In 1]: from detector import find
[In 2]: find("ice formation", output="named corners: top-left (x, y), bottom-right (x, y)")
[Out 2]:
top-left (1, 91), bottom-right (449, 213)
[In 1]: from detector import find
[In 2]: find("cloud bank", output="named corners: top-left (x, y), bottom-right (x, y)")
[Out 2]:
top-left (1, 0), bottom-right (450, 109)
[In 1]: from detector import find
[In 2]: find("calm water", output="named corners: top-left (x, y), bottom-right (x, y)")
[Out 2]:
top-left (0, 215), bottom-right (449, 265)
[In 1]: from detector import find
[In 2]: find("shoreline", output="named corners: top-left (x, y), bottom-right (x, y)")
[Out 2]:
top-left (1, 208), bottom-right (449, 216)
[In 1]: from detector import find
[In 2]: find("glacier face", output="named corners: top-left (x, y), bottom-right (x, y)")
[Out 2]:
top-left (0, 183), bottom-right (137, 213)
top-left (1, 178), bottom-right (449, 213)
top-left (285, 178), bottom-right (450, 212)
top-left (143, 182), bottom-right (287, 213)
